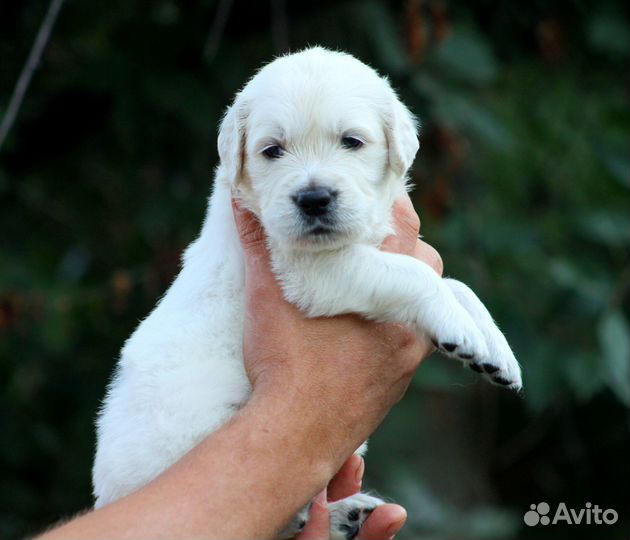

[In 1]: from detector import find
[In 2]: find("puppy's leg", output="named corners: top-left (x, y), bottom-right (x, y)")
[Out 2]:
top-left (444, 278), bottom-right (522, 389)
top-left (279, 245), bottom-right (489, 363)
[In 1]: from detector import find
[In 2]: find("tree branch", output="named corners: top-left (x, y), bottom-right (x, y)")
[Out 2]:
top-left (203, 0), bottom-right (235, 63)
top-left (271, 0), bottom-right (290, 54)
top-left (0, 0), bottom-right (66, 152)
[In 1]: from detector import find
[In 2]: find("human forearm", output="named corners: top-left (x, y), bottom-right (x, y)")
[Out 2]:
top-left (39, 391), bottom-right (340, 540)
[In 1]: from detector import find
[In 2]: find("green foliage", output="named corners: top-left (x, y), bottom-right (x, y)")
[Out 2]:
top-left (1, 1), bottom-right (628, 538)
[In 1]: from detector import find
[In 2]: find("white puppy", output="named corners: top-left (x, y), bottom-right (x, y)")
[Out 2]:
top-left (92, 47), bottom-right (521, 539)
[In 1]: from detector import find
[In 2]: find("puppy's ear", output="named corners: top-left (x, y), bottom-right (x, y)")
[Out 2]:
top-left (384, 91), bottom-right (420, 177)
top-left (217, 98), bottom-right (246, 186)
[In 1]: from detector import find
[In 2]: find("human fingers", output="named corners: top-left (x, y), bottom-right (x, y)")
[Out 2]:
top-left (412, 239), bottom-right (443, 276)
top-left (381, 195), bottom-right (420, 255)
top-left (358, 504), bottom-right (407, 540)
top-left (327, 454), bottom-right (364, 502)
top-left (231, 198), bottom-right (266, 254)
top-left (379, 195), bottom-right (443, 276)
top-left (231, 198), bottom-right (286, 302)
top-left (295, 490), bottom-right (329, 540)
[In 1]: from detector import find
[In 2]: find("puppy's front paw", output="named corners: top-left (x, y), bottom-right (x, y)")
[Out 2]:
top-left (425, 302), bottom-right (489, 363)
top-left (444, 278), bottom-right (522, 391)
top-left (329, 493), bottom-right (384, 540)
top-left (468, 321), bottom-right (522, 390)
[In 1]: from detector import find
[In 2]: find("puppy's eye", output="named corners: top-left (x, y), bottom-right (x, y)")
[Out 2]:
top-left (262, 145), bottom-right (284, 159)
top-left (341, 136), bottom-right (364, 150)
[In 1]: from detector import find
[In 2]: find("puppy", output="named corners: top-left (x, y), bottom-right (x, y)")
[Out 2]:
top-left (92, 47), bottom-right (521, 539)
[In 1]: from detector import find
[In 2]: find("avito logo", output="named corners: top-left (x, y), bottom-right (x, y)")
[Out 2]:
top-left (524, 502), bottom-right (618, 526)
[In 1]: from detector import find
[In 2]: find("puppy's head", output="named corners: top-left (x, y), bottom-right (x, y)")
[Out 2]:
top-left (218, 47), bottom-right (419, 251)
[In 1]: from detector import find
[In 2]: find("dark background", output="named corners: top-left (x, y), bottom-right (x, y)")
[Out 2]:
top-left (1, 1), bottom-right (628, 538)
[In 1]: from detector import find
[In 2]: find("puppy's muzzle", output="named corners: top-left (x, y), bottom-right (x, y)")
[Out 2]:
top-left (293, 187), bottom-right (338, 218)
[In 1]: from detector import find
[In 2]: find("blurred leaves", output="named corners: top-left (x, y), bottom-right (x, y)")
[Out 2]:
top-left (396, 475), bottom-right (520, 539)
top-left (588, 11), bottom-right (630, 57)
top-left (357, 0), bottom-right (409, 75)
top-left (432, 26), bottom-right (499, 85)
top-left (598, 310), bottom-right (630, 405)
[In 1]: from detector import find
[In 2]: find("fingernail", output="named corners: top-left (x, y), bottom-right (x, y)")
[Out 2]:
top-left (355, 456), bottom-right (365, 485)
top-left (384, 508), bottom-right (407, 538)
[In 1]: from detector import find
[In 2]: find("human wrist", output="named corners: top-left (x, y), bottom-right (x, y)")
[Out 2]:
top-left (246, 382), bottom-right (357, 481)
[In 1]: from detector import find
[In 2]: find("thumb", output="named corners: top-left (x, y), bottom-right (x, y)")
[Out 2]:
top-left (231, 198), bottom-right (267, 256)
top-left (232, 197), bottom-right (283, 297)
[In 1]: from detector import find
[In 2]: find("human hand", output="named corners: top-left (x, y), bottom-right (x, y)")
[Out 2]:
top-left (296, 455), bottom-right (407, 540)
top-left (232, 194), bottom-right (442, 467)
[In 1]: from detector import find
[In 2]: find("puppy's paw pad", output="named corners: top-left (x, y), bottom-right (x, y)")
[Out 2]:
top-left (329, 493), bottom-right (384, 540)
top-left (469, 362), bottom-right (484, 373)
top-left (492, 375), bottom-right (513, 386)
top-left (432, 324), bottom-right (487, 358)
top-left (469, 356), bottom-right (521, 391)
top-left (473, 348), bottom-right (522, 391)
top-left (439, 342), bottom-right (479, 361)
top-left (482, 362), bottom-right (499, 374)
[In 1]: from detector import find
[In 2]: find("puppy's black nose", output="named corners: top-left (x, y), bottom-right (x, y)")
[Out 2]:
top-left (294, 188), bottom-right (336, 217)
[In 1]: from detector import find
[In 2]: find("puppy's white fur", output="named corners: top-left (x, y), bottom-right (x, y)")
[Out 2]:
top-left (93, 47), bottom-right (521, 534)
